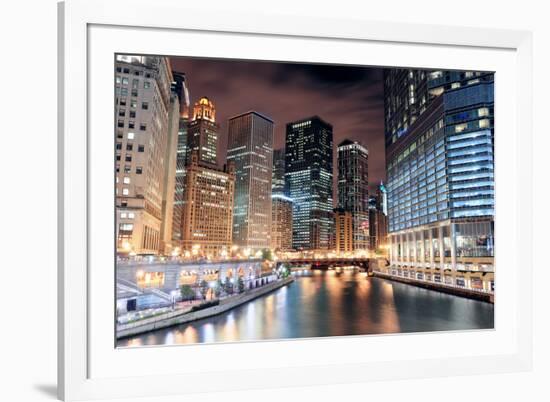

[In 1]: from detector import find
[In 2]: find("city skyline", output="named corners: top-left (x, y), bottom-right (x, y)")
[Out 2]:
top-left (170, 57), bottom-right (385, 190)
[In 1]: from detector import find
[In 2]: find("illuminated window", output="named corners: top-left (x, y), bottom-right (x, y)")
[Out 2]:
top-left (122, 188), bottom-right (129, 195)
top-left (478, 108), bottom-right (489, 117)
top-left (454, 123), bottom-right (467, 133)
top-left (127, 132), bottom-right (134, 140)
top-left (123, 177), bottom-right (130, 184)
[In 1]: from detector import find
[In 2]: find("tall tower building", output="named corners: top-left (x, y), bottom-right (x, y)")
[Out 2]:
top-left (385, 69), bottom-right (495, 288)
top-left (337, 139), bottom-right (369, 251)
top-left (334, 208), bottom-right (353, 254)
top-left (368, 191), bottom-right (388, 252)
top-left (272, 148), bottom-right (286, 195)
top-left (384, 69), bottom-right (430, 147)
top-left (114, 55), bottom-right (174, 255)
top-left (170, 72), bottom-right (190, 243)
top-left (159, 85), bottom-right (180, 254)
top-left (285, 116), bottom-right (334, 250)
top-left (181, 152), bottom-right (235, 258)
top-left (187, 97), bottom-right (219, 167)
top-left (271, 148), bottom-right (293, 250)
top-left (378, 181), bottom-right (388, 216)
top-left (227, 111), bottom-right (274, 249)
top-left (271, 194), bottom-right (293, 251)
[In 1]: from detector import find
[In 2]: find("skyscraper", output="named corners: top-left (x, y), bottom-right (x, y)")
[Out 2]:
top-left (385, 69), bottom-right (495, 290)
top-left (114, 55), bottom-right (175, 255)
top-left (334, 208), bottom-right (353, 253)
top-left (285, 116), bottom-right (334, 250)
top-left (159, 84), bottom-right (180, 254)
top-left (187, 97), bottom-right (219, 167)
top-left (368, 190), bottom-right (388, 252)
top-left (384, 69), bottom-right (430, 147)
top-left (180, 152), bottom-right (235, 258)
top-left (271, 194), bottom-right (293, 251)
top-left (170, 72), bottom-right (190, 243)
top-left (272, 148), bottom-right (286, 195)
top-left (378, 181), bottom-right (388, 216)
top-left (227, 111), bottom-right (274, 249)
top-left (337, 139), bottom-right (369, 251)
top-left (271, 148), bottom-right (292, 250)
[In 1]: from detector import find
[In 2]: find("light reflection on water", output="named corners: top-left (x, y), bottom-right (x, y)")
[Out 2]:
top-left (117, 272), bottom-right (494, 347)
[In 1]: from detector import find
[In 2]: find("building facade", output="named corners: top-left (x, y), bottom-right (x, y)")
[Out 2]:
top-left (384, 69), bottom-right (495, 292)
top-left (334, 209), bottom-right (353, 254)
top-left (368, 190), bottom-right (388, 252)
top-left (272, 148), bottom-right (286, 195)
top-left (227, 111), bottom-right (274, 249)
top-left (171, 72), bottom-right (190, 243)
top-left (159, 86), bottom-right (180, 254)
top-left (384, 69), bottom-right (430, 148)
top-left (337, 139), bottom-right (370, 251)
top-left (180, 152), bottom-right (235, 258)
top-left (115, 55), bottom-right (174, 255)
top-left (187, 97), bottom-right (219, 167)
top-left (271, 194), bottom-right (293, 251)
top-left (285, 116), bottom-right (334, 250)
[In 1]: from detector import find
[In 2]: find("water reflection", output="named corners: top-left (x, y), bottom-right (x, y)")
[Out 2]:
top-left (118, 272), bottom-right (494, 347)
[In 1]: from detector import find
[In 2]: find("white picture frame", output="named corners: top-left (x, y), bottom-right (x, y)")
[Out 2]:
top-left (58, 0), bottom-right (533, 400)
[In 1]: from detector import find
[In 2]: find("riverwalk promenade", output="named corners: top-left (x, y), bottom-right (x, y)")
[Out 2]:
top-left (117, 276), bottom-right (294, 339)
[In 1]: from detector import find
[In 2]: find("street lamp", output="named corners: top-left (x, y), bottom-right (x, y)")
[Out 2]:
top-left (171, 247), bottom-right (180, 258)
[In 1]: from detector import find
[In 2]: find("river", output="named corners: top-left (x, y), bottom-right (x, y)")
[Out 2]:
top-left (117, 270), bottom-right (494, 347)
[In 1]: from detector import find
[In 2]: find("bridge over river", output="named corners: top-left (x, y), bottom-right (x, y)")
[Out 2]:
top-left (277, 257), bottom-right (382, 271)
top-left (116, 257), bottom-right (387, 310)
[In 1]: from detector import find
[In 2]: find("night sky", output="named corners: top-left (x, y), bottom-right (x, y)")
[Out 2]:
top-left (170, 57), bottom-right (385, 189)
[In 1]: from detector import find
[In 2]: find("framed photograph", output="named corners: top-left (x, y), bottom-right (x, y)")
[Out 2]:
top-left (58, 0), bottom-right (533, 400)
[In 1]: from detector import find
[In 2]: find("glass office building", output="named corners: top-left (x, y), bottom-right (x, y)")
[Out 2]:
top-left (272, 148), bottom-right (286, 195)
top-left (227, 111), bottom-right (274, 250)
top-left (384, 69), bottom-right (429, 148)
top-left (170, 72), bottom-right (190, 242)
top-left (385, 70), bottom-right (495, 291)
top-left (285, 116), bottom-right (334, 250)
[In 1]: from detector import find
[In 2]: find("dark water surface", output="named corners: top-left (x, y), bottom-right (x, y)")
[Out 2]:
top-left (118, 271), bottom-right (494, 347)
